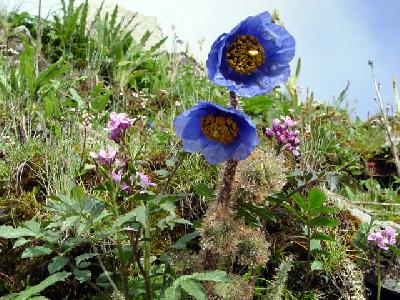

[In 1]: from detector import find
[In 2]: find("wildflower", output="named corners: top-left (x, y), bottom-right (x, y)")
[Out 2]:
top-left (367, 226), bottom-right (397, 250)
top-left (112, 170), bottom-right (122, 183)
top-left (206, 12), bottom-right (295, 98)
top-left (174, 101), bottom-right (259, 164)
top-left (264, 116), bottom-right (300, 155)
top-left (136, 171), bottom-right (156, 187)
top-left (106, 112), bottom-right (134, 142)
top-left (90, 146), bottom-right (117, 166)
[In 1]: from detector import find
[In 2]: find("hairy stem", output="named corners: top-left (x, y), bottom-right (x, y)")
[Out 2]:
top-left (376, 249), bottom-right (381, 300)
top-left (216, 91), bottom-right (239, 205)
top-left (369, 61), bottom-right (400, 176)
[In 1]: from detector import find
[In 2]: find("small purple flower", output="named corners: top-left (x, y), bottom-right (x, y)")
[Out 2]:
top-left (265, 128), bottom-right (275, 138)
top-left (121, 182), bottom-right (131, 193)
top-left (106, 112), bottom-right (134, 142)
top-left (90, 146), bottom-right (117, 166)
top-left (272, 119), bottom-right (280, 131)
top-left (136, 171), bottom-right (156, 187)
top-left (367, 226), bottom-right (397, 250)
top-left (112, 170), bottom-right (122, 183)
top-left (264, 116), bottom-right (300, 156)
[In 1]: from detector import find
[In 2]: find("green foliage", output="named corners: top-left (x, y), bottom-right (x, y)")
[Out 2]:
top-left (1, 272), bottom-right (71, 300)
top-left (282, 188), bottom-right (338, 276)
top-left (163, 271), bottom-right (230, 300)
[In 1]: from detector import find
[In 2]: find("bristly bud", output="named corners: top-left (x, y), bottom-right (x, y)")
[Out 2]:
top-left (234, 225), bottom-right (270, 267)
top-left (213, 274), bottom-right (254, 300)
top-left (199, 201), bottom-right (242, 257)
top-left (233, 148), bottom-right (287, 205)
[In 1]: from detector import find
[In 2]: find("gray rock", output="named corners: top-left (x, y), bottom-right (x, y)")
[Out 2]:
top-left (86, 0), bottom-right (165, 51)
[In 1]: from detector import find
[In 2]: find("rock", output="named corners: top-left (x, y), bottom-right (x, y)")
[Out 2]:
top-left (86, 0), bottom-right (165, 51)
top-left (323, 187), bottom-right (400, 231)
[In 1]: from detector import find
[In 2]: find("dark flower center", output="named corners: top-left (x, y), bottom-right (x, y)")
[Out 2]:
top-left (201, 115), bottom-right (239, 144)
top-left (225, 34), bottom-right (265, 74)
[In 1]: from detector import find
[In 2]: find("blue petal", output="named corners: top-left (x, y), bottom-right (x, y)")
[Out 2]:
top-left (205, 11), bottom-right (295, 97)
top-left (201, 137), bottom-right (239, 164)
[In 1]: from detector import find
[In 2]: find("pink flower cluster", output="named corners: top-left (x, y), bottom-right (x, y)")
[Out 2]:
top-left (106, 112), bottom-right (134, 142)
top-left (112, 171), bottom-right (156, 193)
top-left (367, 226), bottom-right (397, 250)
top-left (90, 146), bottom-right (117, 166)
top-left (264, 116), bottom-right (300, 156)
top-left (90, 145), bottom-right (155, 193)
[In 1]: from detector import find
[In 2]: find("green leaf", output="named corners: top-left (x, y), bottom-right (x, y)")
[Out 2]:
top-left (91, 93), bottom-right (110, 112)
top-left (170, 232), bottom-right (200, 250)
top-left (75, 253), bottom-right (96, 266)
top-left (309, 217), bottom-right (339, 228)
top-left (48, 256), bottom-right (69, 274)
top-left (180, 279), bottom-right (206, 300)
top-left (135, 205), bottom-right (148, 227)
top-left (307, 188), bottom-right (326, 213)
top-left (18, 272), bottom-right (71, 299)
top-left (189, 271), bottom-right (230, 282)
top-left (13, 238), bottom-right (30, 248)
top-left (242, 95), bottom-right (273, 114)
top-left (73, 269), bottom-right (91, 283)
top-left (311, 260), bottom-right (324, 271)
top-left (311, 232), bottom-right (335, 241)
top-left (310, 239), bottom-right (322, 252)
top-left (0, 226), bottom-right (37, 239)
top-left (194, 183), bottom-right (214, 199)
top-left (114, 211), bottom-right (137, 227)
top-left (292, 193), bottom-right (307, 212)
top-left (21, 245), bottom-right (52, 258)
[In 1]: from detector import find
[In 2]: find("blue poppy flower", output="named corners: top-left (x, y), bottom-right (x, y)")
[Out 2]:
top-left (206, 12), bottom-right (295, 98)
top-left (173, 101), bottom-right (259, 164)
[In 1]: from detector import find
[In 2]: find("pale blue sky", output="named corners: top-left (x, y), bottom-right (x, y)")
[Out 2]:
top-left (8, 0), bottom-right (400, 119)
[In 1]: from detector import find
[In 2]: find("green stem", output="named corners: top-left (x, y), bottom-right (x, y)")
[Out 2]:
top-left (143, 202), bottom-right (152, 300)
top-left (306, 224), bottom-right (311, 285)
top-left (376, 249), bottom-right (381, 300)
top-left (111, 187), bottom-right (130, 299)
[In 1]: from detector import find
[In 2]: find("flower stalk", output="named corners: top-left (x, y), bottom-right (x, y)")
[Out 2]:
top-left (217, 92), bottom-right (238, 205)
top-left (376, 249), bottom-right (382, 300)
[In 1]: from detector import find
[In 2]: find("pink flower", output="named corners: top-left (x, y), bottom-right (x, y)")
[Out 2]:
top-left (106, 112), bottom-right (134, 142)
top-left (121, 182), bottom-right (131, 193)
top-left (368, 226), bottom-right (397, 250)
top-left (136, 171), bottom-right (156, 187)
top-left (112, 170), bottom-right (122, 183)
top-left (90, 146), bottom-right (117, 166)
top-left (264, 115), bottom-right (300, 156)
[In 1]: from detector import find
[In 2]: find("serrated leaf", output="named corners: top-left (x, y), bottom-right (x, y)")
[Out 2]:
top-left (194, 183), bottom-right (214, 199)
top-left (311, 232), bottom-right (335, 241)
top-left (310, 239), bottom-right (322, 251)
top-left (308, 188), bottom-right (326, 213)
top-left (21, 245), bottom-right (52, 258)
top-left (309, 217), bottom-right (339, 228)
top-left (0, 226), bottom-right (37, 239)
top-left (18, 272), bottom-right (71, 299)
top-left (311, 260), bottom-right (324, 271)
top-left (189, 271), bottom-right (230, 282)
top-left (135, 205), bottom-right (148, 227)
top-left (180, 279), bottom-right (206, 300)
top-left (48, 256), bottom-right (69, 274)
top-left (114, 211), bottom-right (137, 227)
top-left (91, 93), bottom-right (110, 112)
top-left (292, 193), bottom-right (307, 212)
top-left (14, 238), bottom-right (30, 248)
top-left (170, 232), bottom-right (200, 250)
top-left (73, 269), bottom-right (91, 283)
top-left (75, 253), bottom-right (96, 266)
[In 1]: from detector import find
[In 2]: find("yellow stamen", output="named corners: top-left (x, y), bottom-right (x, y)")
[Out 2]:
top-left (201, 115), bottom-right (239, 144)
top-left (225, 34), bottom-right (265, 74)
